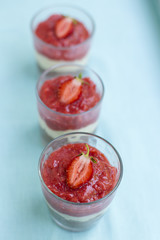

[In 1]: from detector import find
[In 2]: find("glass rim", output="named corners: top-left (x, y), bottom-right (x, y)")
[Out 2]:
top-left (38, 132), bottom-right (123, 206)
top-left (36, 63), bottom-right (105, 117)
top-left (30, 4), bottom-right (95, 50)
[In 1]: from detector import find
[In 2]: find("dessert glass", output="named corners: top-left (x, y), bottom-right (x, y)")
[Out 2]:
top-left (36, 63), bottom-right (104, 139)
top-left (31, 5), bottom-right (95, 70)
top-left (39, 132), bottom-right (123, 231)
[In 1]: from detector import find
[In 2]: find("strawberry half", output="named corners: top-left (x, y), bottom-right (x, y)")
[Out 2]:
top-left (58, 77), bottom-right (82, 104)
top-left (67, 144), bottom-right (97, 189)
top-left (55, 17), bottom-right (73, 39)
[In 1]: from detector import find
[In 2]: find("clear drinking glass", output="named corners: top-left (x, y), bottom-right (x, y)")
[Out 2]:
top-left (39, 132), bottom-right (123, 231)
top-left (36, 63), bottom-right (104, 139)
top-left (31, 5), bottom-right (95, 70)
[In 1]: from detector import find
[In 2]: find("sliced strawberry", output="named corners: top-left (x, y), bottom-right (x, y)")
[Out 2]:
top-left (67, 155), bottom-right (93, 189)
top-left (55, 17), bottom-right (73, 39)
top-left (67, 144), bottom-right (97, 189)
top-left (59, 78), bottom-right (82, 104)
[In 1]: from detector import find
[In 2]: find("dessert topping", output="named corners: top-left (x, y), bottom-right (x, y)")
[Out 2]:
top-left (58, 74), bottom-right (88, 104)
top-left (67, 144), bottom-right (97, 189)
top-left (55, 16), bottom-right (75, 39)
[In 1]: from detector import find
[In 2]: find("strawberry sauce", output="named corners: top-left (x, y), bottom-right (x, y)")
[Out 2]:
top-left (42, 143), bottom-right (117, 203)
top-left (40, 75), bottom-right (100, 114)
top-left (35, 15), bottom-right (90, 60)
top-left (38, 75), bottom-right (101, 131)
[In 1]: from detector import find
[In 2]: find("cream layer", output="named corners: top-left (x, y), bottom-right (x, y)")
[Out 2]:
top-left (39, 115), bottom-right (98, 139)
top-left (35, 51), bottom-right (89, 70)
top-left (46, 200), bottom-right (107, 222)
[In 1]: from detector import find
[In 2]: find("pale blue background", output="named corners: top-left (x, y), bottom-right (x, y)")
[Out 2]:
top-left (1, 0), bottom-right (160, 239)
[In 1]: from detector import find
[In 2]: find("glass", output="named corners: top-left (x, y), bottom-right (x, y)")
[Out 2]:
top-left (31, 5), bottom-right (95, 70)
top-left (36, 63), bottom-right (104, 139)
top-left (39, 132), bottom-right (123, 231)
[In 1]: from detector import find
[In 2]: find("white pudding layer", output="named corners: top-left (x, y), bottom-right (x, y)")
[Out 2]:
top-left (46, 200), bottom-right (107, 222)
top-left (35, 51), bottom-right (89, 70)
top-left (38, 115), bottom-right (98, 139)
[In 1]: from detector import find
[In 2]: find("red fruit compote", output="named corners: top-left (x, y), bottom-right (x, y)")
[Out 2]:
top-left (39, 133), bottom-right (123, 231)
top-left (31, 6), bottom-right (94, 70)
top-left (36, 64), bottom-right (104, 139)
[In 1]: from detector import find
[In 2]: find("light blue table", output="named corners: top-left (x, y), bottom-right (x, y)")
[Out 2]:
top-left (1, 0), bottom-right (160, 239)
